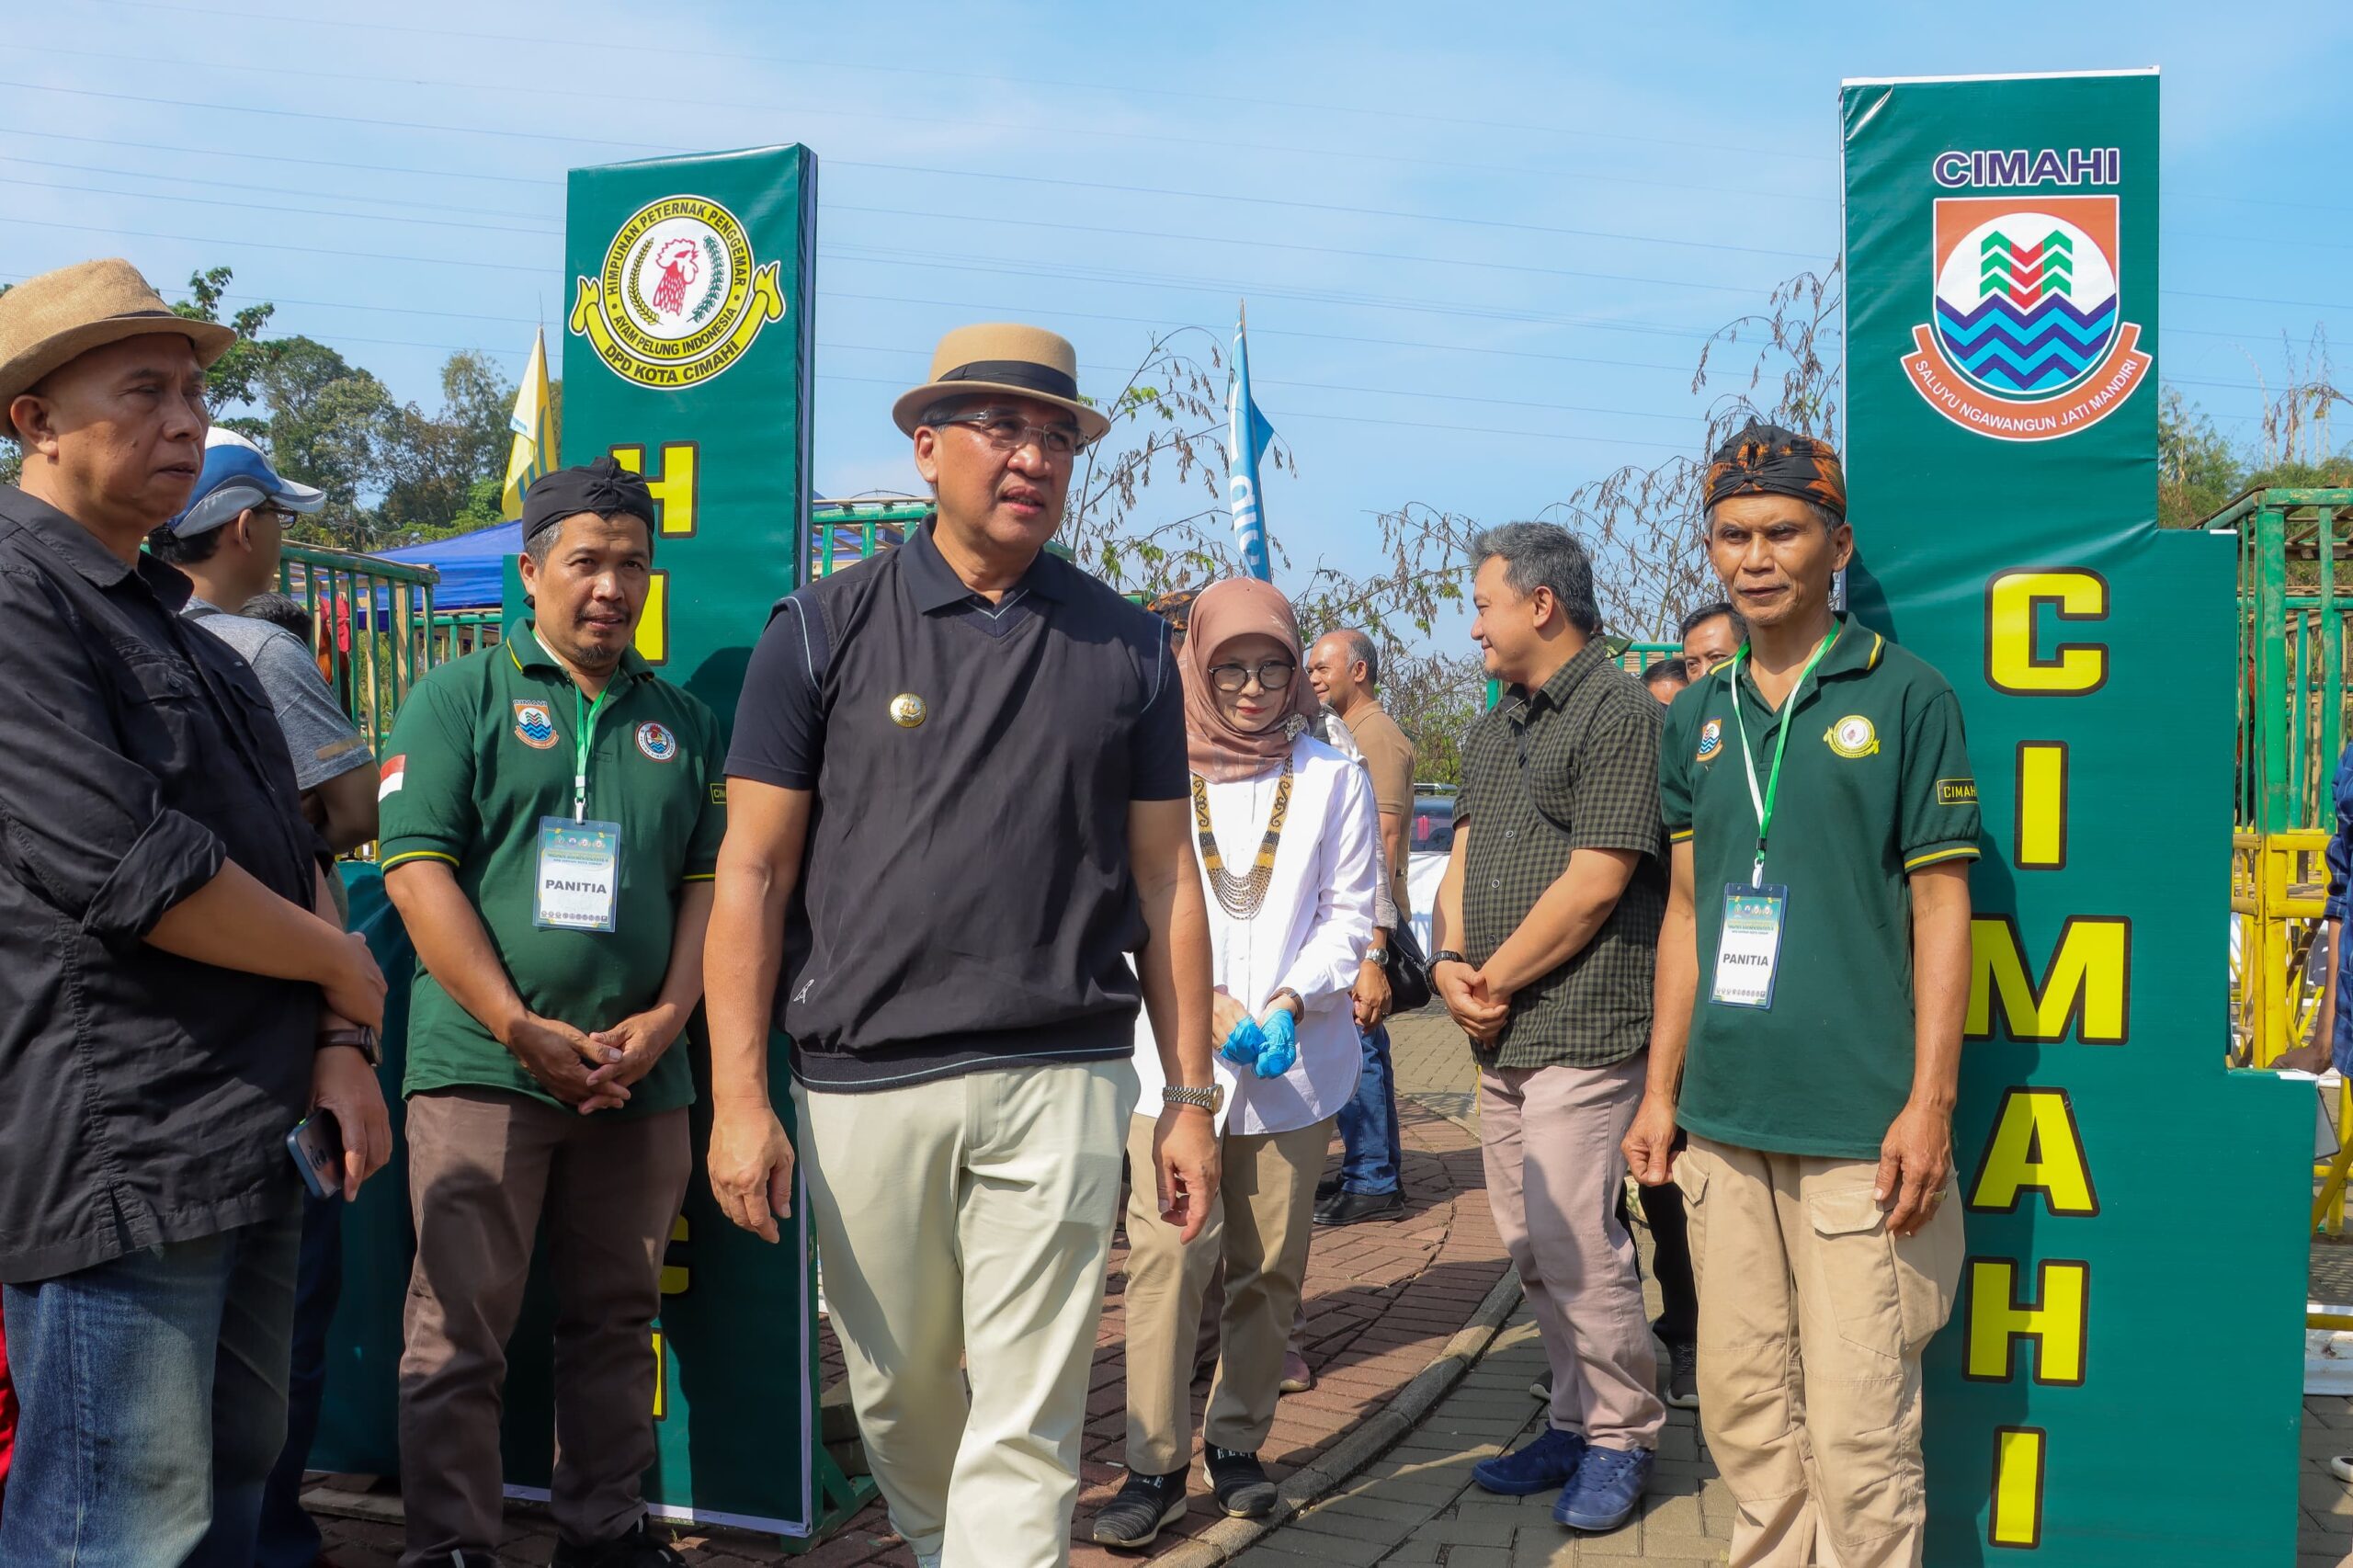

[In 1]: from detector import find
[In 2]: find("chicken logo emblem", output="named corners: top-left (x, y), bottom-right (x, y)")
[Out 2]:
top-left (569, 194), bottom-right (785, 392)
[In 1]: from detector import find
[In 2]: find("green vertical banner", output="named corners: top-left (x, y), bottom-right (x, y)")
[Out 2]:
top-left (533, 143), bottom-right (818, 1533)
top-left (313, 147), bottom-right (825, 1539)
top-left (1841, 73), bottom-right (2307, 1562)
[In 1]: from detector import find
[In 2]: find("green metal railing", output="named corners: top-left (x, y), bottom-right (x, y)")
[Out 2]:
top-left (810, 499), bottom-right (927, 578)
top-left (426, 608), bottom-right (504, 666)
top-left (2213, 489), bottom-right (2352, 1070)
top-left (2221, 488), bottom-right (2353, 837)
top-left (275, 543), bottom-right (440, 759)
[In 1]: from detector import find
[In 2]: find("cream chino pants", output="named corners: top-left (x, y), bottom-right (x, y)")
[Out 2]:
top-left (794, 1057), bottom-right (1138, 1568)
top-left (1677, 1133), bottom-right (1963, 1568)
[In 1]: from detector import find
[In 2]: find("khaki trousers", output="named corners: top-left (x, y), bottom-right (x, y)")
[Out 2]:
top-left (794, 1058), bottom-right (1138, 1568)
top-left (396, 1089), bottom-right (691, 1565)
top-left (1677, 1133), bottom-right (1964, 1568)
top-left (1120, 1113), bottom-right (1331, 1475)
top-left (1480, 1056), bottom-right (1665, 1451)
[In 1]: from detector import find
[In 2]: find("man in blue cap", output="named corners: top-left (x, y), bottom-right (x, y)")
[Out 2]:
top-left (153, 426), bottom-right (387, 1568)
top-left (153, 428), bottom-right (380, 858)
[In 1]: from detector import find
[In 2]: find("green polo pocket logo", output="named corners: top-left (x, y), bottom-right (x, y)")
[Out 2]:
top-left (1937, 778), bottom-right (1978, 805)
top-left (1825, 714), bottom-right (1880, 758)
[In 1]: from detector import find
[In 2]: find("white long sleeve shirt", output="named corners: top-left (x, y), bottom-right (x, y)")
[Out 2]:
top-left (1134, 733), bottom-right (1381, 1136)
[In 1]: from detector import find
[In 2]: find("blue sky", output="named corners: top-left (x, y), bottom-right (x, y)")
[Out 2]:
top-left (7, 0), bottom-right (2350, 641)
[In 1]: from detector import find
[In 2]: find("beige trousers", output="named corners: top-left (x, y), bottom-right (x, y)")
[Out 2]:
top-left (1479, 1056), bottom-right (1665, 1451)
top-left (1677, 1133), bottom-right (1964, 1568)
top-left (1121, 1113), bottom-right (1330, 1475)
top-left (794, 1058), bottom-right (1138, 1568)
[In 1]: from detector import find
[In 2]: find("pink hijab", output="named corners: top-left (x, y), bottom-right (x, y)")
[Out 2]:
top-left (1181, 577), bottom-right (1320, 783)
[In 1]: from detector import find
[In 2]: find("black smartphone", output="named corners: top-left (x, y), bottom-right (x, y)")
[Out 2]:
top-left (286, 1114), bottom-right (344, 1201)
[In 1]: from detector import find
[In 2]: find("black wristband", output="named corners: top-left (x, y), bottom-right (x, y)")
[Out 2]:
top-left (1432, 949), bottom-right (1470, 968)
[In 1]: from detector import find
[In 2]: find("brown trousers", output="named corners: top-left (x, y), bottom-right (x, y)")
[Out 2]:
top-left (1121, 1114), bottom-right (1330, 1475)
top-left (1677, 1133), bottom-right (1963, 1568)
top-left (396, 1089), bottom-right (692, 1565)
top-left (1479, 1056), bottom-right (1665, 1452)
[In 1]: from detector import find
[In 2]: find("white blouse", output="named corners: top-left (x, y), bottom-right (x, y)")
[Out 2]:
top-left (1134, 733), bottom-right (1381, 1136)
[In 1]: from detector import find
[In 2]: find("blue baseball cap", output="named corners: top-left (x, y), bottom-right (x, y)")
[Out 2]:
top-left (167, 427), bottom-right (325, 537)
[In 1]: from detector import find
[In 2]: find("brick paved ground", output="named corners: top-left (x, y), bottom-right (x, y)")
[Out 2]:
top-left (313, 1009), bottom-right (2353, 1564)
top-left (317, 1009), bottom-right (1513, 1566)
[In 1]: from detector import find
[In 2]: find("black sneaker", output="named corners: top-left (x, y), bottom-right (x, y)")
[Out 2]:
top-left (1665, 1338), bottom-right (1699, 1409)
top-left (1202, 1446), bottom-right (1279, 1518)
top-left (1314, 1188), bottom-right (1404, 1227)
top-left (1314, 1176), bottom-right (1343, 1201)
top-left (550, 1517), bottom-right (687, 1568)
top-left (1091, 1469), bottom-right (1188, 1550)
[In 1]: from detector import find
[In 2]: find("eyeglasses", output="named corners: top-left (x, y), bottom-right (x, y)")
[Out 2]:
top-left (1207, 659), bottom-right (1298, 693)
top-left (932, 408), bottom-right (1086, 459)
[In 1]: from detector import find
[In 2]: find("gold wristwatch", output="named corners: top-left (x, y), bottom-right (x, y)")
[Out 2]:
top-left (1163, 1083), bottom-right (1224, 1114)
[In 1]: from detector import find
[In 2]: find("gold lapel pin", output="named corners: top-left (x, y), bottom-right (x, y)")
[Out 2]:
top-left (889, 692), bottom-right (928, 728)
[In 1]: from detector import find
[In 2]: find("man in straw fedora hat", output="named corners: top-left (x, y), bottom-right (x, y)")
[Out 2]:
top-left (0, 259), bottom-right (392, 1563)
top-left (706, 323), bottom-right (1218, 1567)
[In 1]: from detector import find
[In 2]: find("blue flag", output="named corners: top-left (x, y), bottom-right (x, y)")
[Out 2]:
top-left (1227, 314), bottom-right (1277, 581)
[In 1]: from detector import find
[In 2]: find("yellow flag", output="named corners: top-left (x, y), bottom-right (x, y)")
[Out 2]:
top-left (500, 328), bottom-right (556, 521)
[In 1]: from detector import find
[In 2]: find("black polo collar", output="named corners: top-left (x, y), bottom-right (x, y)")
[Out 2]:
top-left (902, 519), bottom-right (1068, 614)
top-left (0, 483), bottom-right (190, 604)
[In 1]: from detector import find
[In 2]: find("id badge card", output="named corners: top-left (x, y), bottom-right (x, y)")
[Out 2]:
top-left (1710, 883), bottom-right (1787, 1009)
top-left (535, 817), bottom-right (620, 932)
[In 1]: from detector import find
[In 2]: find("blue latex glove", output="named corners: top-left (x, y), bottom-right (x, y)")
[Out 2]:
top-left (1219, 1015), bottom-right (1267, 1068)
top-left (1252, 1006), bottom-right (1299, 1079)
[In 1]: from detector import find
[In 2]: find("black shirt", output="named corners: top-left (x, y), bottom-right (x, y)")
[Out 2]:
top-left (0, 486), bottom-right (319, 1283)
top-left (727, 523), bottom-right (1187, 1091)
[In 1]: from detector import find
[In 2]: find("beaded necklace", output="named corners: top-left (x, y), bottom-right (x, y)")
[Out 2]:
top-left (1191, 756), bottom-right (1294, 919)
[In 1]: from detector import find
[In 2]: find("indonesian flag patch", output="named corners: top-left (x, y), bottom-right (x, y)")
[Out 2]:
top-left (379, 755), bottom-right (406, 801)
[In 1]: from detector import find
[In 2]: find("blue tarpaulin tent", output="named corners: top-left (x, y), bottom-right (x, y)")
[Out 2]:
top-left (377, 520), bottom-right (519, 610)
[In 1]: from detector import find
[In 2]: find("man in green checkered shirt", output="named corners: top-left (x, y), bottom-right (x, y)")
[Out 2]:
top-left (1624, 422), bottom-right (1974, 1568)
top-left (1430, 521), bottom-right (1667, 1536)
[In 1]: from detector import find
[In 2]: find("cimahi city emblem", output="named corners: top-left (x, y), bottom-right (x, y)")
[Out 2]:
top-left (1900, 195), bottom-right (2151, 442)
top-left (568, 195), bottom-right (784, 391)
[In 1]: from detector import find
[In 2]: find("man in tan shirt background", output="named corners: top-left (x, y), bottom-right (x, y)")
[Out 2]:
top-left (1308, 630), bottom-right (1416, 1224)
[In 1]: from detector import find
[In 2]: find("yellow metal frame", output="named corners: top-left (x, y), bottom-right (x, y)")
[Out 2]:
top-left (2231, 829), bottom-right (2329, 1067)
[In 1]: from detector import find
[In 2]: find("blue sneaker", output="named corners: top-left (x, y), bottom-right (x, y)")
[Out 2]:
top-left (1471, 1426), bottom-right (1586, 1495)
top-left (1553, 1444), bottom-right (1654, 1531)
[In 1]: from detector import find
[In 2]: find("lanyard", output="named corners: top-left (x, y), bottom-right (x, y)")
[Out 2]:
top-left (1730, 626), bottom-right (1837, 883)
top-left (572, 683), bottom-right (608, 823)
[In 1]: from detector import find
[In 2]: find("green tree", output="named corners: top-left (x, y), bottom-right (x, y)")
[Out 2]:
top-left (259, 337), bottom-right (395, 544)
top-left (2158, 385), bottom-right (2243, 528)
top-left (174, 266), bottom-right (278, 429)
top-left (374, 351), bottom-right (517, 544)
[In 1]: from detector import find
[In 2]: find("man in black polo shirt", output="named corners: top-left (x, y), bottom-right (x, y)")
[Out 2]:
top-left (1627, 424), bottom-right (1974, 1568)
top-left (0, 258), bottom-right (390, 1562)
top-left (705, 324), bottom-right (1218, 1568)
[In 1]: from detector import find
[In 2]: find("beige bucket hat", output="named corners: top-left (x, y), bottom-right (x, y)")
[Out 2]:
top-left (892, 322), bottom-right (1108, 445)
top-left (0, 258), bottom-right (236, 408)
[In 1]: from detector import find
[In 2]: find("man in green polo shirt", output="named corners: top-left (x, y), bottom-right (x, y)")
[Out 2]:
top-left (1626, 423), bottom-right (1975, 1568)
top-left (380, 459), bottom-right (722, 1568)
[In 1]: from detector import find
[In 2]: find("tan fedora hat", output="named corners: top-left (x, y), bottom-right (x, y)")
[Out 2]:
top-left (892, 322), bottom-right (1109, 445)
top-left (0, 258), bottom-right (236, 408)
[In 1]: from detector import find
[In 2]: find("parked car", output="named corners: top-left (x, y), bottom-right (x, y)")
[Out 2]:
top-left (1405, 790), bottom-right (1456, 956)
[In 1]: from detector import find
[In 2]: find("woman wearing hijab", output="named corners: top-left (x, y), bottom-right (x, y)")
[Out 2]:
top-left (1093, 578), bottom-right (1381, 1549)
